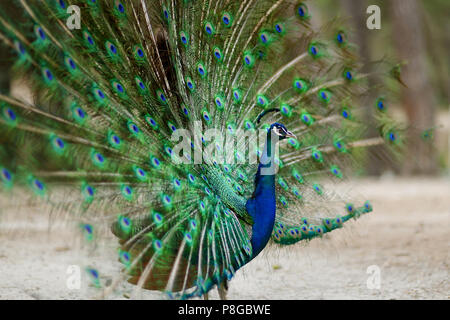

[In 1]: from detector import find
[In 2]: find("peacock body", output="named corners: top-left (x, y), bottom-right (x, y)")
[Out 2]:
top-left (0, 0), bottom-right (402, 299)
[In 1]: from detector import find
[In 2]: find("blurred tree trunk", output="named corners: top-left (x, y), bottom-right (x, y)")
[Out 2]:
top-left (340, 0), bottom-right (387, 175)
top-left (0, 47), bottom-right (11, 94)
top-left (390, 0), bottom-right (437, 175)
top-left (0, 5), bottom-right (16, 95)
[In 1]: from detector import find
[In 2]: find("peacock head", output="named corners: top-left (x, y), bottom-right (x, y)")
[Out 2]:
top-left (269, 122), bottom-right (296, 141)
top-left (256, 108), bottom-right (296, 141)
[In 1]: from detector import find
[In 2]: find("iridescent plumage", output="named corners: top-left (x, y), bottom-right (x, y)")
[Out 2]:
top-left (0, 0), bottom-right (402, 299)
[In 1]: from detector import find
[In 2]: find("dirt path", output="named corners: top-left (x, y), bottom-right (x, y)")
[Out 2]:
top-left (0, 177), bottom-right (448, 299)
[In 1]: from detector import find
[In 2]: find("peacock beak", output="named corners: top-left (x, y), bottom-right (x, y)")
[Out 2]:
top-left (285, 131), bottom-right (296, 139)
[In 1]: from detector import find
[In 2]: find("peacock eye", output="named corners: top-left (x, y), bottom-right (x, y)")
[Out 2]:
top-left (34, 179), bottom-right (44, 190)
top-left (1, 168), bottom-right (12, 181)
top-left (117, 2), bottom-right (125, 13)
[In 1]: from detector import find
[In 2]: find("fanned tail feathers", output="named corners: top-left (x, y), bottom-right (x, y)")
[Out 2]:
top-left (0, 0), bottom-right (404, 299)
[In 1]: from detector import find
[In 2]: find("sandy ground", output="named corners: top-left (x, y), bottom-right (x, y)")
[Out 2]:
top-left (0, 177), bottom-right (448, 300)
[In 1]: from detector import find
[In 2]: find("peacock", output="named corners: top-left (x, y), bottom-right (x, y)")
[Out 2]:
top-left (0, 0), bottom-right (404, 300)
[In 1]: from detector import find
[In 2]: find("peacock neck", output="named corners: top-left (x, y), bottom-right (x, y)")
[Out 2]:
top-left (246, 130), bottom-right (278, 259)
